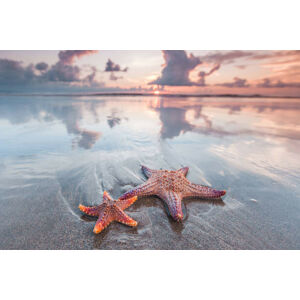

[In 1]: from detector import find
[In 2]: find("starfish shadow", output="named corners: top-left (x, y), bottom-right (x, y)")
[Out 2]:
top-left (130, 196), bottom-right (185, 234)
top-left (184, 196), bottom-right (225, 208)
top-left (80, 213), bottom-right (139, 248)
top-left (92, 222), bottom-right (139, 249)
top-left (80, 214), bottom-right (97, 222)
top-left (184, 197), bottom-right (225, 217)
top-left (78, 214), bottom-right (111, 248)
top-left (92, 227), bottom-right (110, 248)
top-left (132, 195), bottom-right (225, 233)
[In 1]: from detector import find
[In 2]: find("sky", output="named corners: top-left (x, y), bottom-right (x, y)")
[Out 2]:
top-left (0, 50), bottom-right (300, 97)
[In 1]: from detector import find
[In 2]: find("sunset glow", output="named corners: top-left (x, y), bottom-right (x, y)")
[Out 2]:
top-left (0, 50), bottom-right (300, 97)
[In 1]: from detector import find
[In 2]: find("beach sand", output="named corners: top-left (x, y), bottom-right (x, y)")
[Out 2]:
top-left (0, 95), bottom-right (299, 249)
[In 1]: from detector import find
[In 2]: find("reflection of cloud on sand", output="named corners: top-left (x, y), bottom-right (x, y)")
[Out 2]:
top-left (72, 128), bottom-right (102, 149)
top-left (157, 107), bottom-right (194, 139)
top-left (148, 97), bottom-right (300, 144)
top-left (107, 116), bottom-right (121, 128)
top-left (149, 98), bottom-right (227, 139)
top-left (0, 98), bottom-right (103, 150)
top-left (107, 112), bottom-right (122, 128)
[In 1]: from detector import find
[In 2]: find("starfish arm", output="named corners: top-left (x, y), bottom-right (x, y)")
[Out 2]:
top-left (103, 191), bottom-right (113, 202)
top-left (141, 165), bottom-right (158, 178)
top-left (119, 179), bottom-right (158, 200)
top-left (113, 206), bottom-right (138, 227)
top-left (93, 207), bottom-right (113, 234)
top-left (184, 183), bottom-right (226, 198)
top-left (116, 196), bottom-right (138, 210)
top-left (161, 191), bottom-right (184, 221)
top-left (78, 203), bottom-right (104, 216)
top-left (177, 166), bottom-right (189, 177)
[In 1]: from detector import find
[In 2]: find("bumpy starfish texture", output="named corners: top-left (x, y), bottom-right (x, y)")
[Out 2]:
top-left (120, 166), bottom-right (226, 222)
top-left (79, 191), bottom-right (138, 234)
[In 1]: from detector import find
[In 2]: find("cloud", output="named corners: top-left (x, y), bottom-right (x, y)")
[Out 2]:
top-left (83, 67), bottom-right (97, 83)
top-left (43, 63), bottom-right (81, 82)
top-left (35, 62), bottom-right (48, 71)
top-left (217, 77), bottom-right (250, 88)
top-left (80, 67), bottom-right (105, 88)
top-left (201, 50), bottom-right (254, 64)
top-left (104, 59), bottom-right (128, 81)
top-left (243, 51), bottom-right (300, 84)
top-left (236, 65), bottom-right (247, 70)
top-left (0, 59), bottom-right (37, 86)
top-left (149, 50), bottom-right (202, 86)
top-left (58, 50), bottom-right (98, 65)
top-left (109, 73), bottom-right (123, 81)
top-left (195, 51), bottom-right (253, 86)
top-left (257, 78), bottom-right (300, 88)
top-left (44, 51), bottom-right (100, 83)
top-left (105, 59), bottom-right (128, 72)
top-left (150, 51), bottom-right (253, 87)
top-left (250, 50), bottom-right (300, 61)
top-left (0, 51), bottom-right (101, 91)
top-left (198, 64), bottom-right (220, 86)
top-left (194, 51), bottom-right (254, 86)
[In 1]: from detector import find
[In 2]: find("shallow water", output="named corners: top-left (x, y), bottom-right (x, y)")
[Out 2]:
top-left (0, 95), bottom-right (300, 249)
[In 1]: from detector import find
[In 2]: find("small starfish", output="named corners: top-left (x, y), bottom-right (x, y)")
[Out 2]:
top-left (79, 191), bottom-right (138, 234)
top-left (120, 166), bottom-right (226, 222)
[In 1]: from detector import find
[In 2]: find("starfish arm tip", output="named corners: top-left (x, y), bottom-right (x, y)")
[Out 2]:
top-left (178, 166), bottom-right (189, 177)
top-left (118, 217), bottom-right (138, 226)
top-left (93, 225), bottom-right (103, 234)
top-left (211, 189), bottom-right (226, 198)
top-left (172, 212), bottom-right (184, 222)
top-left (141, 165), bottom-right (155, 178)
top-left (130, 220), bottom-right (138, 227)
top-left (78, 204), bottom-right (86, 212)
top-left (215, 190), bottom-right (226, 197)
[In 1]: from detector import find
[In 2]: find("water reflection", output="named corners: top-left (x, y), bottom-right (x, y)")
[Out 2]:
top-left (149, 98), bottom-right (218, 139)
top-left (0, 98), bottom-right (103, 149)
top-left (72, 129), bottom-right (101, 149)
top-left (148, 97), bottom-right (300, 143)
top-left (154, 106), bottom-right (194, 139)
top-left (107, 113), bottom-right (122, 128)
top-left (1, 95), bottom-right (300, 150)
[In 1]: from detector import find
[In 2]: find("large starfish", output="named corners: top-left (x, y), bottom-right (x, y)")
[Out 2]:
top-left (120, 166), bottom-right (226, 222)
top-left (79, 191), bottom-right (138, 234)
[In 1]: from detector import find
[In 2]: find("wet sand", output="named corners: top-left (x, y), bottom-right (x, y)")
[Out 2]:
top-left (0, 95), bottom-right (300, 249)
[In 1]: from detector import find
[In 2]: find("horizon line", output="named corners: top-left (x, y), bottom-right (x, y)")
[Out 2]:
top-left (1, 92), bottom-right (300, 99)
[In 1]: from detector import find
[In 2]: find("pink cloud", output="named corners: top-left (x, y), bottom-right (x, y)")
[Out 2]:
top-left (58, 50), bottom-right (98, 65)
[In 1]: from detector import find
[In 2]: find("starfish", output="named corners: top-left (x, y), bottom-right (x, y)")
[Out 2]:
top-left (79, 191), bottom-right (138, 234)
top-left (120, 166), bottom-right (226, 222)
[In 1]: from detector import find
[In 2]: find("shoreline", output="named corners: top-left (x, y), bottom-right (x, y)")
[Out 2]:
top-left (1, 92), bottom-right (300, 99)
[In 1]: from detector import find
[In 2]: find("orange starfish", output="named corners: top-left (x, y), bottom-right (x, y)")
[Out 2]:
top-left (79, 191), bottom-right (138, 234)
top-left (120, 166), bottom-right (226, 222)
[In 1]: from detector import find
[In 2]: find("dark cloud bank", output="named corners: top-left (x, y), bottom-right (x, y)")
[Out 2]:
top-left (0, 50), bottom-right (102, 92)
top-left (217, 77), bottom-right (250, 88)
top-left (257, 78), bottom-right (300, 88)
